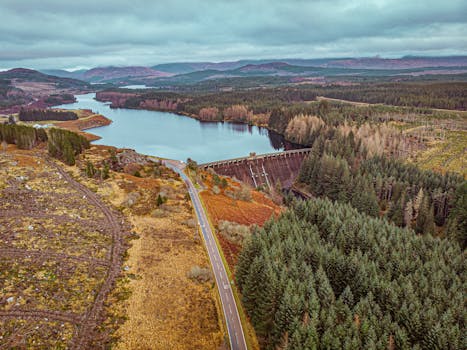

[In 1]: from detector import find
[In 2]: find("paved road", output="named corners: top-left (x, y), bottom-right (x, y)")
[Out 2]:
top-left (164, 160), bottom-right (248, 350)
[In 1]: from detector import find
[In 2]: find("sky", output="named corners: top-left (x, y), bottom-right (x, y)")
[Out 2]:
top-left (0, 0), bottom-right (466, 70)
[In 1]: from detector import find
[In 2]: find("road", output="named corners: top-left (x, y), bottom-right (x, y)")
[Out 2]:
top-left (164, 160), bottom-right (248, 350)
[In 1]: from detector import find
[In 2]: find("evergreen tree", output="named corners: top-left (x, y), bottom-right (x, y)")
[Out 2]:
top-left (236, 198), bottom-right (465, 349)
top-left (387, 195), bottom-right (405, 227)
top-left (415, 194), bottom-right (435, 235)
top-left (404, 199), bottom-right (413, 228)
top-left (446, 183), bottom-right (467, 248)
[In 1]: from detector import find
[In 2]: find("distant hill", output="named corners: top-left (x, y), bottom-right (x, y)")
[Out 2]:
top-left (0, 68), bottom-right (90, 89)
top-left (41, 69), bottom-right (88, 79)
top-left (81, 66), bottom-right (172, 83)
top-left (34, 56), bottom-right (467, 88)
top-left (151, 60), bottom-right (303, 74)
top-left (0, 68), bottom-right (90, 113)
top-left (152, 56), bottom-right (467, 75)
top-left (42, 66), bottom-right (172, 84)
top-left (151, 62), bottom-right (213, 74)
top-left (323, 56), bottom-right (467, 69)
top-left (149, 61), bottom-right (467, 86)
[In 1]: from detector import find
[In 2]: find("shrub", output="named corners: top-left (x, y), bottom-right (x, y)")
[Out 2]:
top-left (187, 266), bottom-right (212, 283)
top-left (218, 220), bottom-right (250, 245)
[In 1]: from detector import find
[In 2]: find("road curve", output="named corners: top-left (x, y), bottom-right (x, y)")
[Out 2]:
top-left (164, 160), bottom-right (248, 350)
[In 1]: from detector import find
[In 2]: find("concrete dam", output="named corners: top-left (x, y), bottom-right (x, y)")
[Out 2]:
top-left (200, 148), bottom-right (311, 189)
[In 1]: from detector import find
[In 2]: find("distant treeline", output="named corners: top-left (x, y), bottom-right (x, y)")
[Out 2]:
top-left (104, 81), bottom-right (467, 116)
top-left (0, 123), bottom-right (89, 165)
top-left (307, 82), bottom-right (467, 110)
top-left (266, 101), bottom-right (453, 137)
top-left (43, 94), bottom-right (75, 105)
top-left (19, 109), bottom-right (78, 122)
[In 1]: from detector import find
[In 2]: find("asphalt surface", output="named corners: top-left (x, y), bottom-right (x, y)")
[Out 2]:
top-left (164, 160), bottom-right (248, 350)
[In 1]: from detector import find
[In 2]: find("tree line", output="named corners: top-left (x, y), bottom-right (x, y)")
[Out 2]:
top-left (301, 82), bottom-right (467, 110)
top-left (0, 123), bottom-right (89, 165)
top-left (19, 108), bottom-right (78, 122)
top-left (236, 198), bottom-right (465, 349)
top-left (0, 123), bottom-right (47, 150)
top-left (106, 81), bottom-right (467, 122)
top-left (47, 128), bottom-right (89, 165)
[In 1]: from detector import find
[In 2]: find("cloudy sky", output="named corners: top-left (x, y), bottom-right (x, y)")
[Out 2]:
top-left (1, 0), bottom-right (466, 70)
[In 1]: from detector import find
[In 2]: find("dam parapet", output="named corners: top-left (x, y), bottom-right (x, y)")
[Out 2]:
top-left (200, 148), bottom-right (311, 189)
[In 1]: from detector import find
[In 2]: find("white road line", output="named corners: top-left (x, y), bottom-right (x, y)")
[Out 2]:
top-left (165, 161), bottom-right (247, 350)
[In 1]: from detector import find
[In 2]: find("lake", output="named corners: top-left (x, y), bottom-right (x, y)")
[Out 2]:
top-left (55, 93), bottom-right (295, 163)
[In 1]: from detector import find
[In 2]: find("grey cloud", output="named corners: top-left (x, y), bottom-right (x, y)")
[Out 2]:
top-left (0, 0), bottom-right (466, 69)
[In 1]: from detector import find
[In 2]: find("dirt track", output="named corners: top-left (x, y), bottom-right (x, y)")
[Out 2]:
top-left (49, 160), bottom-right (126, 349)
top-left (0, 247), bottom-right (109, 267)
top-left (0, 157), bottom-right (127, 349)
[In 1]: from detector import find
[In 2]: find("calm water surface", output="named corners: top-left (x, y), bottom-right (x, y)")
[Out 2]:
top-left (56, 93), bottom-right (293, 163)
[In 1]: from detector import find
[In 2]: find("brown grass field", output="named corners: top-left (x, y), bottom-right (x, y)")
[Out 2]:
top-left (0, 144), bottom-right (224, 349)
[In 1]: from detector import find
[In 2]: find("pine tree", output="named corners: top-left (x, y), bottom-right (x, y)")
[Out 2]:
top-left (241, 255), bottom-right (267, 318)
top-left (404, 199), bottom-right (413, 228)
top-left (253, 263), bottom-right (280, 338)
top-left (237, 197), bottom-right (464, 349)
top-left (413, 188), bottom-right (424, 219)
top-left (387, 195), bottom-right (405, 227)
top-left (85, 161), bottom-right (96, 178)
top-left (340, 286), bottom-right (354, 308)
top-left (446, 182), bottom-right (467, 248)
top-left (415, 194), bottom-right (435, 235)
top-left (236, 232), bottom-right (263, 289)
top-left (63, 142), bottom-right (75, 166)
top-left (314, 266), bottom-right (335, 308)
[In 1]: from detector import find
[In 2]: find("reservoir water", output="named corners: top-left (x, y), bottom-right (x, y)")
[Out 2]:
top-left (56, 93), bottom-right (294, 163)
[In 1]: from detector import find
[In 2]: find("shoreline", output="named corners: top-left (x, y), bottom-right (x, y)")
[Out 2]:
top-left (53, 110), bottom-right (112, 141)
top-left (52, 93), bottom-right (306, 154)
top-left (106, 103), bottom-right (271, 128)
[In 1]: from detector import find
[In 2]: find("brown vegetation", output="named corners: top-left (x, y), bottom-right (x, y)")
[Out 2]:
top-left (0, 144), bottom-right (224, 349)
top-left (285, 114), bottom-right (325, 144)
top-left (0, 145), bottom-right (128, 349)
top-left (199, 107), bottom-right (220, 121)
top-left (198, 171), bottom-right (281, 268)
top-left (80, 146), bottom-right (224, 349)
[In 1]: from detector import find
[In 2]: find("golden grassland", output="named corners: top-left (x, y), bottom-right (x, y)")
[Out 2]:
top-left (78, 146), bottom-right (224, 350)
